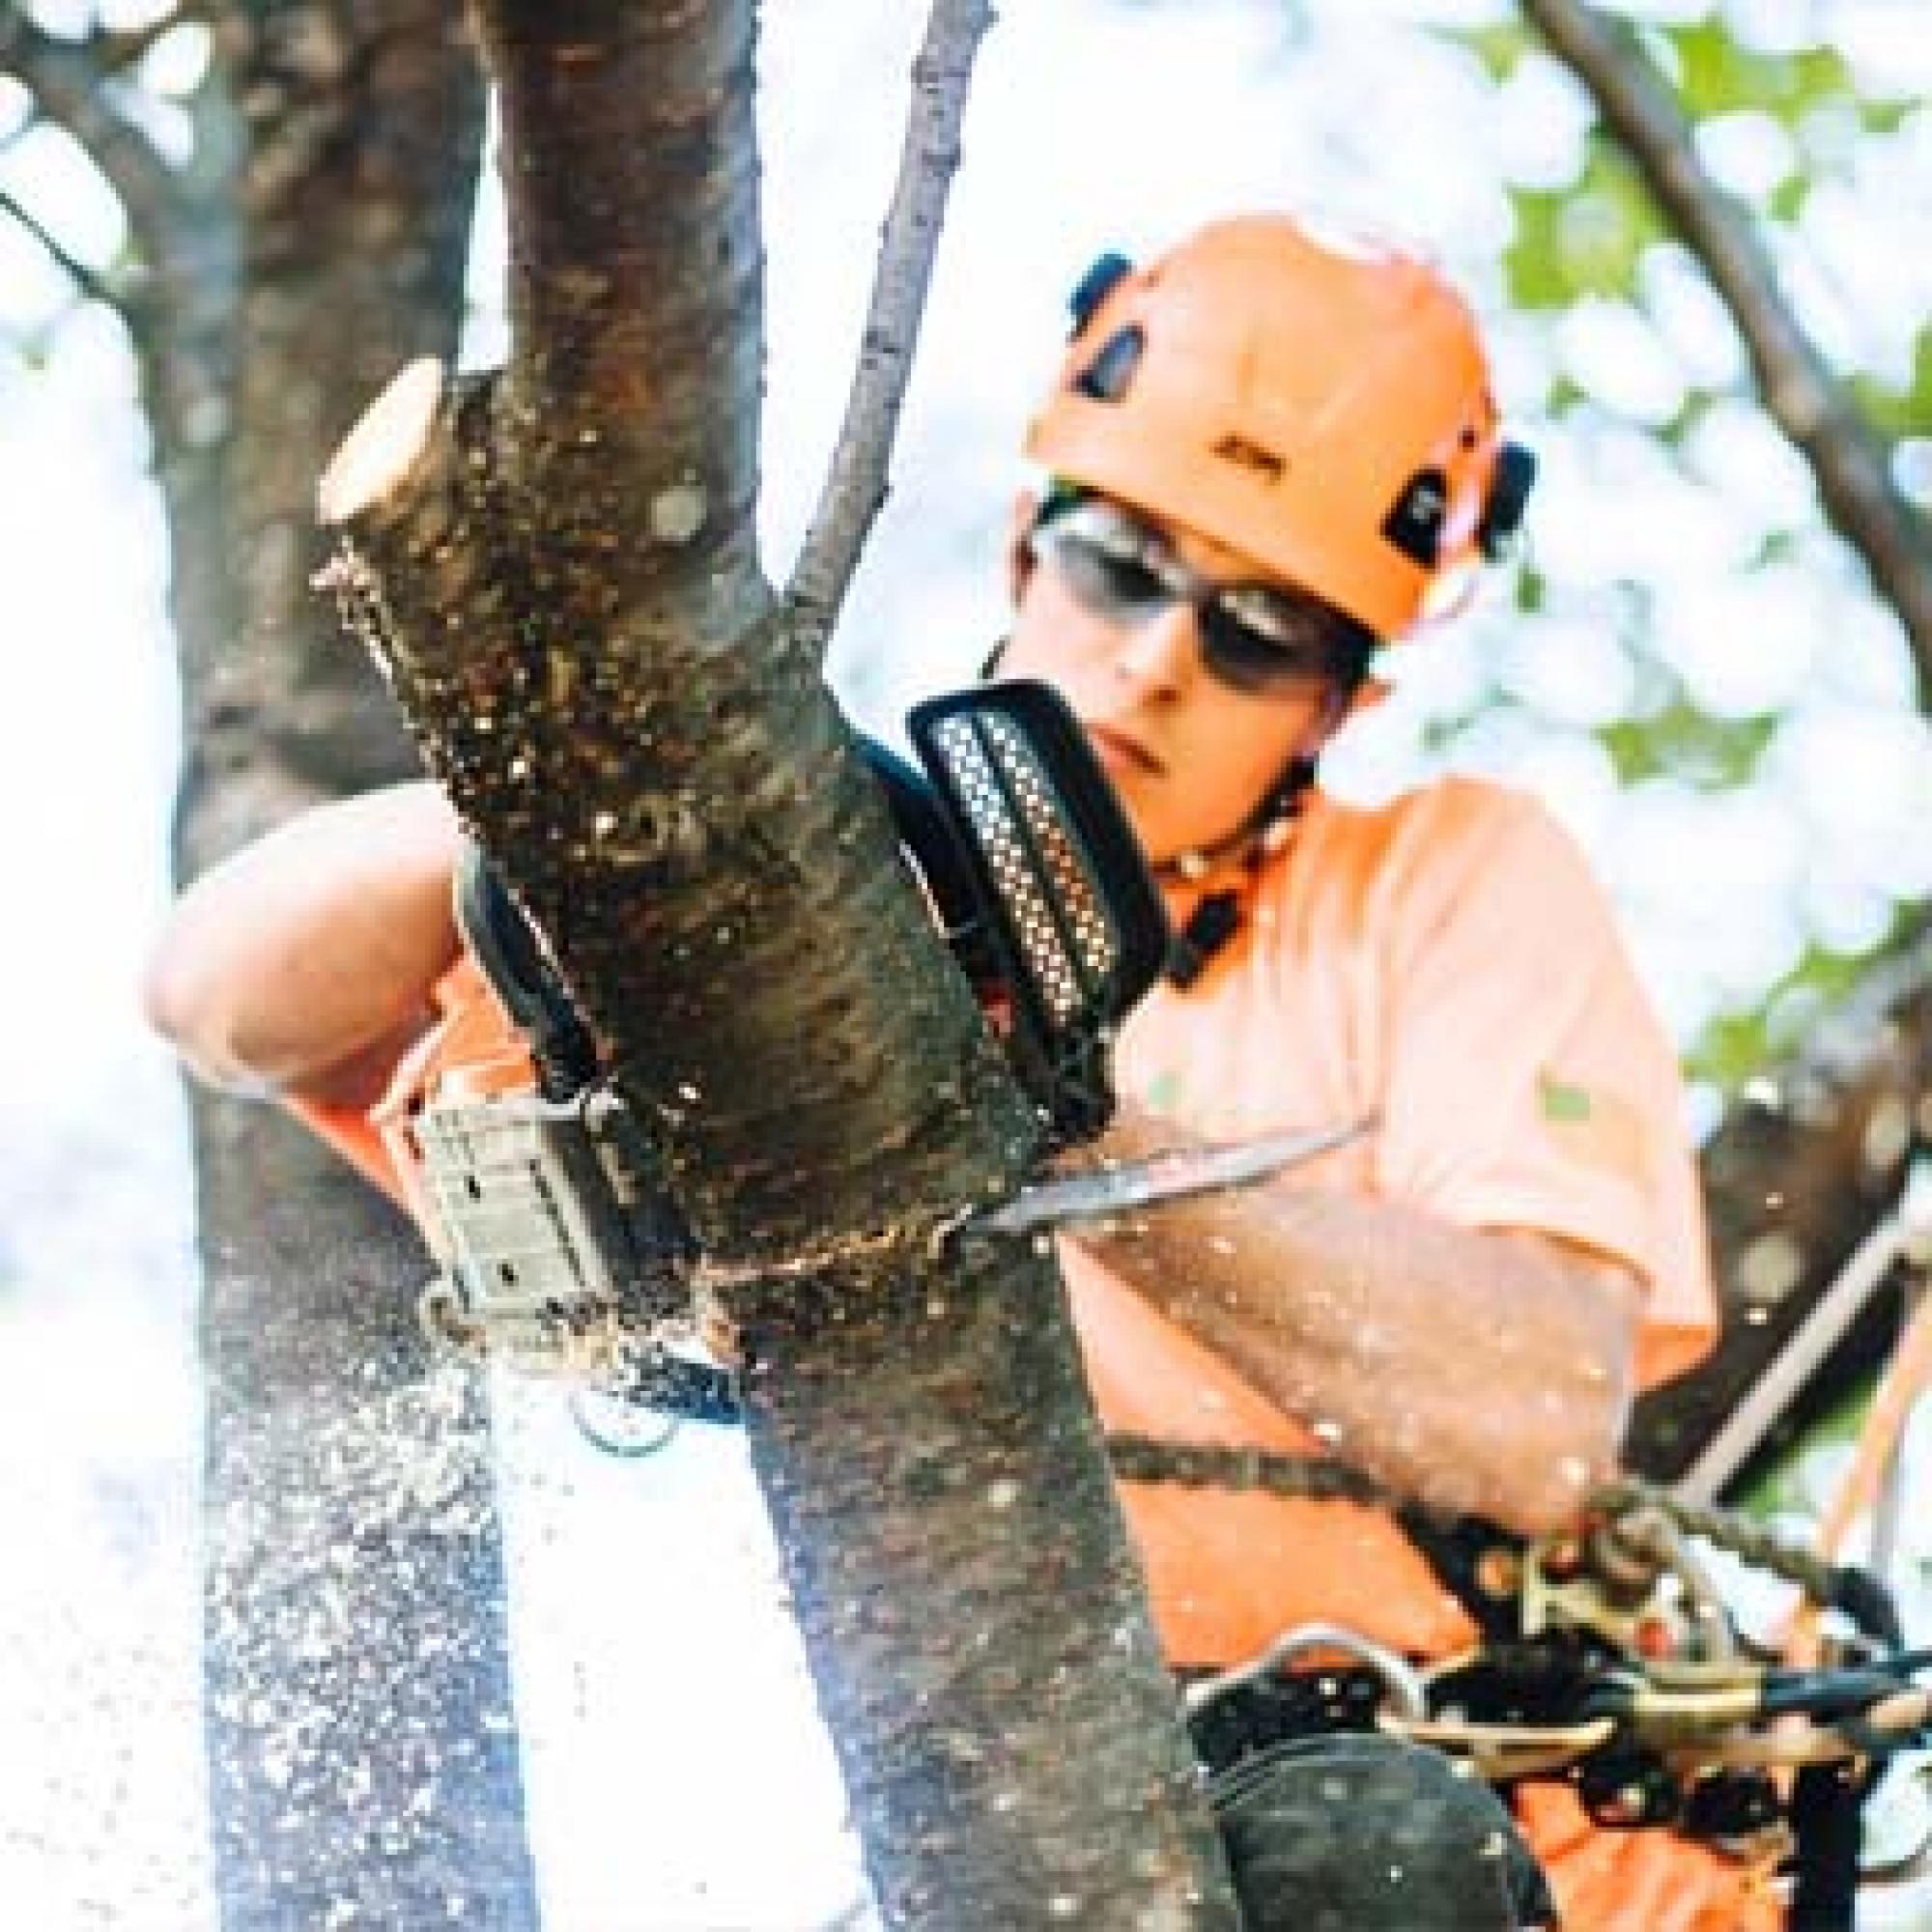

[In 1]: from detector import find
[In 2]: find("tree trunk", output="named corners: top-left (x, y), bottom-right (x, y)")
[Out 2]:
top-left (148, 7), bottom-right (538, 1922)
top-left (312, 2), bottom-right (1239, 1922)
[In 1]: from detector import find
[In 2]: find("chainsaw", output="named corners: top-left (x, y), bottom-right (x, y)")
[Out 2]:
top-left (398, 677), bottom-right (1333, 1432)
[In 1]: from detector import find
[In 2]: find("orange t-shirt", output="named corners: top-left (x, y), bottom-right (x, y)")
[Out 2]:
top-left (1064, 777), bottom-right (1762, 1930)
top-left (1066, 775), bottom-right (1717, 1665)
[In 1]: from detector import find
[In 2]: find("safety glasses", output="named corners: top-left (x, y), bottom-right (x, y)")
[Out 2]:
top-left (1032, 498), bottom-right (1367, 696)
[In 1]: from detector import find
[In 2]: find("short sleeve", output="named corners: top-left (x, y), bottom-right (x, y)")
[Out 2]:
top-left (1368, 783), bottom-right (1717, 1388)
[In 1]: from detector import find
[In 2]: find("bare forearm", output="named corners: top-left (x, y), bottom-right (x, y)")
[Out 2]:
top-left (1075, 1126), bottom-right (1639, 1533)
top-left (144, 781), bottom-right (464, 1100)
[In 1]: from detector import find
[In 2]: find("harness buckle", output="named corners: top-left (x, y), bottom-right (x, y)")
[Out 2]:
top-left (1183, 1622), bottom-right (1428, 1726)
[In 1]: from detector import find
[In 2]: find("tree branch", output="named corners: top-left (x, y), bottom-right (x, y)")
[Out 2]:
top-left (471, 0), bottom-right (766, 554)
top-left (0, 180), bottom-right (120, 306)
top-left (98, 4), bottom-right (209, 82)
top-left (320, 11), bottom-right (1242, 1916)
top-left (1521, 0), bottom-right (1932, 690)
top-left (1631, 926), bottom-right (1932, 1484)
top-left (782, 0), bottom-right (994, 656)
top-left (0, 4), bottom-right (188, 285)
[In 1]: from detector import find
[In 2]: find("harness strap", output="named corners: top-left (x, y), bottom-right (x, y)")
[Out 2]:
top-left (1787, 1762), bottom-right (1864, 1931)
top-left (1185, 1664), bottom-right (1390, 1776)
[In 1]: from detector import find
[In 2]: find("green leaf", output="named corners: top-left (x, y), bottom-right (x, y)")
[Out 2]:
top-left (1766, 172), bottom-right (1809, 223)
top-left (1689, 932), bottom-right (1908, 1093)
top-left (1858, 98), bottom-right (1918, 137)
top-left (1598, 696), bottom-right (1776, 789)
top-left (1445, 19), bottom-right (1534, 83)
top-left (1663, 19), bottom-right (1858, 123)
top-left (1505, 151), bottom-right (1664, 313)
top-left (1845, 325), bottom-right (1932, 439)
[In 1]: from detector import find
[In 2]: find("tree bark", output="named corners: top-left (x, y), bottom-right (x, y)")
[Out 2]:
top-left (313, 2), bottom-right (1240, 1921)
top-left (143, 7), bottom-right (538, 1923)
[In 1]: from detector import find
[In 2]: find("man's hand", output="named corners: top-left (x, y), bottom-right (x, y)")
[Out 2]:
top-left (144, 781), bottom-right (464, 1100)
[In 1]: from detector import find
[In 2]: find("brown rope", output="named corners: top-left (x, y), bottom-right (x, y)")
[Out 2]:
top-left (1105, 1433), bottom-right (1849, 1612)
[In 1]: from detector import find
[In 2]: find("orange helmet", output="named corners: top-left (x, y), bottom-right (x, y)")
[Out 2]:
top-left (1025, 213), bottom-right (1534, 641)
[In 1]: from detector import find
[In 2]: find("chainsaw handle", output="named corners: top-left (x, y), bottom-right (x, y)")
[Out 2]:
top-left (454, 841), bottom-right (601, 1097)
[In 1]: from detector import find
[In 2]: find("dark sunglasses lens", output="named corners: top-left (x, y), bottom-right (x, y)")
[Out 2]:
top-left (1045, 513), bottom-right (1350, 696)
top-left (1057, 535), bottom-right (1172, 621)
top-left (1199, 599), bottom-right (1333, 692)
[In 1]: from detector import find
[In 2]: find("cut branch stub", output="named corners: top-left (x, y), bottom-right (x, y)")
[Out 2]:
top-left (317, 356), bottom-right (448, 530)
top-left (317, 360), bottom-right (533, 824)
top-left (319, 355), bottom-right (1034, 1255)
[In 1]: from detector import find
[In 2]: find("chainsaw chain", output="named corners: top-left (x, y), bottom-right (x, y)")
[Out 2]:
top-left (1103, 1432), bottom-right (1387, 1507)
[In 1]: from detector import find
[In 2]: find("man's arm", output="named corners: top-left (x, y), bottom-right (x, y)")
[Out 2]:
top-left (143, 781), bottom-right (465, 1106)
top-left (1076, 1110), bottom-right (1640, 1537)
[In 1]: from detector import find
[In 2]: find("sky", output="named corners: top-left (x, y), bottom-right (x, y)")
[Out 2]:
top-left (2, 0), bottom-right (1931, 1926)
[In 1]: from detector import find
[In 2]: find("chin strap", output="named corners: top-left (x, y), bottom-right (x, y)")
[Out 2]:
top-left (1160, 752), bottom-right (1320, 987)
top-left (1166, 890), bottom-right (1244, 988)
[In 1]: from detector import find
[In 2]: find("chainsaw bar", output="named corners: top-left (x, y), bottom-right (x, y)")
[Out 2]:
top-left (969, 1117), bottom-right (1374, 1238)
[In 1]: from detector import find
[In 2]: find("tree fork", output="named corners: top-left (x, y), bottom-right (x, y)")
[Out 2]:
top-left (317, 355), bottom-right (1031, 1250)
top-left (320, 343), bottom-right (1240, 1922)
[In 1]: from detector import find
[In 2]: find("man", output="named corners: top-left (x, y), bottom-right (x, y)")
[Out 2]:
top-left (146, 214), bottom-right (1769, 1927)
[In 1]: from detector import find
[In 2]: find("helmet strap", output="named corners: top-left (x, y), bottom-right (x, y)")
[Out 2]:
top-left (1166, 887), bottom-right (1244, 989)
top-left (1159, 787), bottom-right (1301, 988)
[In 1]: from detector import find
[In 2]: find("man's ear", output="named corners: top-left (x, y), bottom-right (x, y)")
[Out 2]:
top-left (1006, 489), bottom-right (1040, 608)
top-left (1293, 683), bottom-right (1359, 765)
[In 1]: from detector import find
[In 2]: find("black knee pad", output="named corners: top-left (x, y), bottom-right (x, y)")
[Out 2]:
top-left (1208, 1732), bottom-right (1554, 1930)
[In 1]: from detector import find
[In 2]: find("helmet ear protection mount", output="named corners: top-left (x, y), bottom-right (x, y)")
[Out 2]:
top-left (1477, 440), bottom-right (1538, 560)
top-left (1030, 218), bottom-right (1538, 645)
top-left (1067, 250), bottom-right (1136, 332)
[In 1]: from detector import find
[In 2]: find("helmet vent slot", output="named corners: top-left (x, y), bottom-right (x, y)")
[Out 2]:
top-left (1067, 250), bottom-right (1134, 332)
top-left (1478, 441), bottom-right (1538, 559)
top-left (1211, 432), bottom-right (1285, 482)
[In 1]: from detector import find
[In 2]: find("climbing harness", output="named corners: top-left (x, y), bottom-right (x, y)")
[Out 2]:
top-left (1140, 1433), bottom-right (1932, 1914)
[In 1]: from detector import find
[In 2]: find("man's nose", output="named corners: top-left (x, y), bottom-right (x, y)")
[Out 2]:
top-left (1110, 598), bottom-right (1200, 697)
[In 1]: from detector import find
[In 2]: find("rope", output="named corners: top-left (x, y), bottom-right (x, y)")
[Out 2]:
top-left (1103, 1432), bottom-right (1854, 1614)
top-left (1591, 1477), bottom-right (1849, 1609)
top-left (1103, 1432), bottom-right (1387, 1506)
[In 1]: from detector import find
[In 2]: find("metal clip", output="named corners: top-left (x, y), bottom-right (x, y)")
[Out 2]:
top-left (1183, 1621), bottom-right (1428, 1726)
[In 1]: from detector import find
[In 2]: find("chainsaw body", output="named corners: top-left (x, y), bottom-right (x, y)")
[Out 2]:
top-left (394, 681), bottom-right (1170, 1416)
